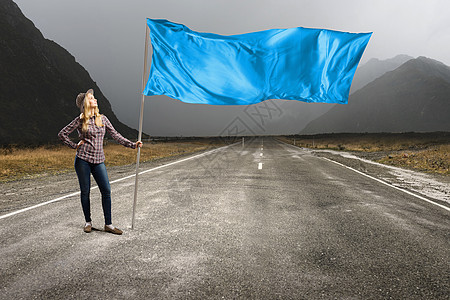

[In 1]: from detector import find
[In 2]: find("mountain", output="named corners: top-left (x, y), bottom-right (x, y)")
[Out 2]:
top-left (301, 56), bottom-right (450, 134)
top-left (0, 0), bottom-right (138, 145)
top-left (291, 55), bottom-right (415, 133)
top-left (349, 54), bottom-right (413, 94)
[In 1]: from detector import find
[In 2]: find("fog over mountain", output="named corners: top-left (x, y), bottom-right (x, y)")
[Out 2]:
top-left (350, 54), bottom-right (413, 94)
top-left (12, 0), bottom-right (450, 136)
top-left (301, 57), bottom-right (450, 134)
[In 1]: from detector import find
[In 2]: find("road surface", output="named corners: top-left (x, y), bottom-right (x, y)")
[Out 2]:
top-left (1, 138), bottom-right (449, 299)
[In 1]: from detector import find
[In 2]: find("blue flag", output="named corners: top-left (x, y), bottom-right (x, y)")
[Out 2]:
top-left (144, 19), bottom-right (371, 105)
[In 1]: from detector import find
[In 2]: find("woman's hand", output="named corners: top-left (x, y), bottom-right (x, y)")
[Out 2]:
top-left (136, 141), bottom-right (143, 148)
top-left (76, 140), bottom-right (85, 149)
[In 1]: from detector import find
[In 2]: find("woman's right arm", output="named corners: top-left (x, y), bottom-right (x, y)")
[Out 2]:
top-left (58, 117), bottom-right (81, 149)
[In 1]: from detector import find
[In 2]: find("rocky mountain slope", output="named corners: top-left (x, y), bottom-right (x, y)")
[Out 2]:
top-left (301, 56), bottom-right (450, 134)
top-left (0, 0), bottom-right (138, 145)
top-left (350, 54), bottom-right (413, 94)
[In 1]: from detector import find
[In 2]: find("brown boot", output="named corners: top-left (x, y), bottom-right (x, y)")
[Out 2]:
top-left (104, 225), bottom-right (123, 235)
top-left (84, 224), bottom-right (92, 233)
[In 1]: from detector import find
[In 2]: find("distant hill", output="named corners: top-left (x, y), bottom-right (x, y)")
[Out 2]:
top-left (350, 54), bottom-right (413, 94)
top-left (301, 56), bottom-right (450, 134)
top-left (292, 55), bottom-right (415, 133)
top-left (0, 0), bottom-right (138, 145)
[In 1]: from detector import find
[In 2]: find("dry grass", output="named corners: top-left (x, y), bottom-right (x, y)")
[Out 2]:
top-left (0, 140), bottom-right (223, 182)
top-left (378, 145), bottom-right (450, 175)
top-left (2, 134), bottom-right (448, 181)
top-left (279, 133), bottom-right (450, 175)
top-left (279, 133), bottom-right (448, 152)
top-left (0, 145), bottom-right (75, 182)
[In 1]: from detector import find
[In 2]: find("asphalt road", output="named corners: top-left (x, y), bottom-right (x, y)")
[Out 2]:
top-left (1, 138), bottom-right (449, 299)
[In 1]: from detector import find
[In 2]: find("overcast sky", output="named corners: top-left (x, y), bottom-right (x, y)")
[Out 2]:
top-left (14, 0), bottom-right (450, 136)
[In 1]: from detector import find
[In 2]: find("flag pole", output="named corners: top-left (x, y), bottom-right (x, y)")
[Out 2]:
top-left (131, 20), bottom-right (150, 229)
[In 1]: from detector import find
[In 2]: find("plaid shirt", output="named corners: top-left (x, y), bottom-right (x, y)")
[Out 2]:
top-left (58, 115), bottom-right (136, 164)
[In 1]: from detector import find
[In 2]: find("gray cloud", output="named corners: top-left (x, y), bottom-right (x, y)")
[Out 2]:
top-left (14, 0), bottom-right (450, 136)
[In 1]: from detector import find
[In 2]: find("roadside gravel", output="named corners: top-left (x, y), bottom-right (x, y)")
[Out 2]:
top-left (0, 150), bottom-right (214, 215)
top-left (309, 148), bottom-right (450, 206)
top-left (1, 146), bottom-right (449, 216)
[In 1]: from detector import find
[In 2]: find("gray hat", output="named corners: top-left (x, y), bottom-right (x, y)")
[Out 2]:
top-left (76, 89), bottom-right (94, 112)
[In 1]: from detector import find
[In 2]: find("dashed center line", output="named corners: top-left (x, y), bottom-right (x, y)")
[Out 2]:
top-left (258, 144), bottom-right (264, 169)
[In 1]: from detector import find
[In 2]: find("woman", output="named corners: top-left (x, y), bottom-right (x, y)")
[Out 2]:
top-left (58, 89), bottom-right (142, 234)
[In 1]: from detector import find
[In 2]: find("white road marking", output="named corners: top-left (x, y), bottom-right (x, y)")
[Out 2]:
top-left (260, 153), bottom-right (263, 157)
top-left (258, 163), bottom-right (263, 169)
top-left (277, 138), bottom-right (450, 212)
top-left (321, 157), bottom-right (450, 212)
top-left (0, 143), bottom-right (239, 220)
top-left (0, 191), bottom-right (82, 220)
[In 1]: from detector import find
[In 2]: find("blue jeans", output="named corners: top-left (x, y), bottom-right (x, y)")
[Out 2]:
top-left (74, 156), bottom-right (112, 225)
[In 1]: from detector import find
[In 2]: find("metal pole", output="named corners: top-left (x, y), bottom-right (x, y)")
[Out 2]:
top-left (132, 21), bottom-right (150, 229)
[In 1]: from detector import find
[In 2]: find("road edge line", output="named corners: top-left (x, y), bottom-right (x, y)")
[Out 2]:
top-left (276, 138), bottom-right (450, 212)
top-left (0, 142), bottom-right (239, 220)
top-left (321, 157), bottom-right (450, 212)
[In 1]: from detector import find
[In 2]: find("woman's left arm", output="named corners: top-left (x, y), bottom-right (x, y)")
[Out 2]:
top-left (103, 115), bottom-right (140, 149)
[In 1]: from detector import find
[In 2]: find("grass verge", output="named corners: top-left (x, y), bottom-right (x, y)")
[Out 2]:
top-left (377, 145), bottom-right (449, 175)
top-left (280, 132), bottom-right (450, 175)
top-left (0, 139), bottom-right (225, 182)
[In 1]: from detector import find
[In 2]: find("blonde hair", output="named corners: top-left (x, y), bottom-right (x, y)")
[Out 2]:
top-left (80, 94), bottom-right (103, 132)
